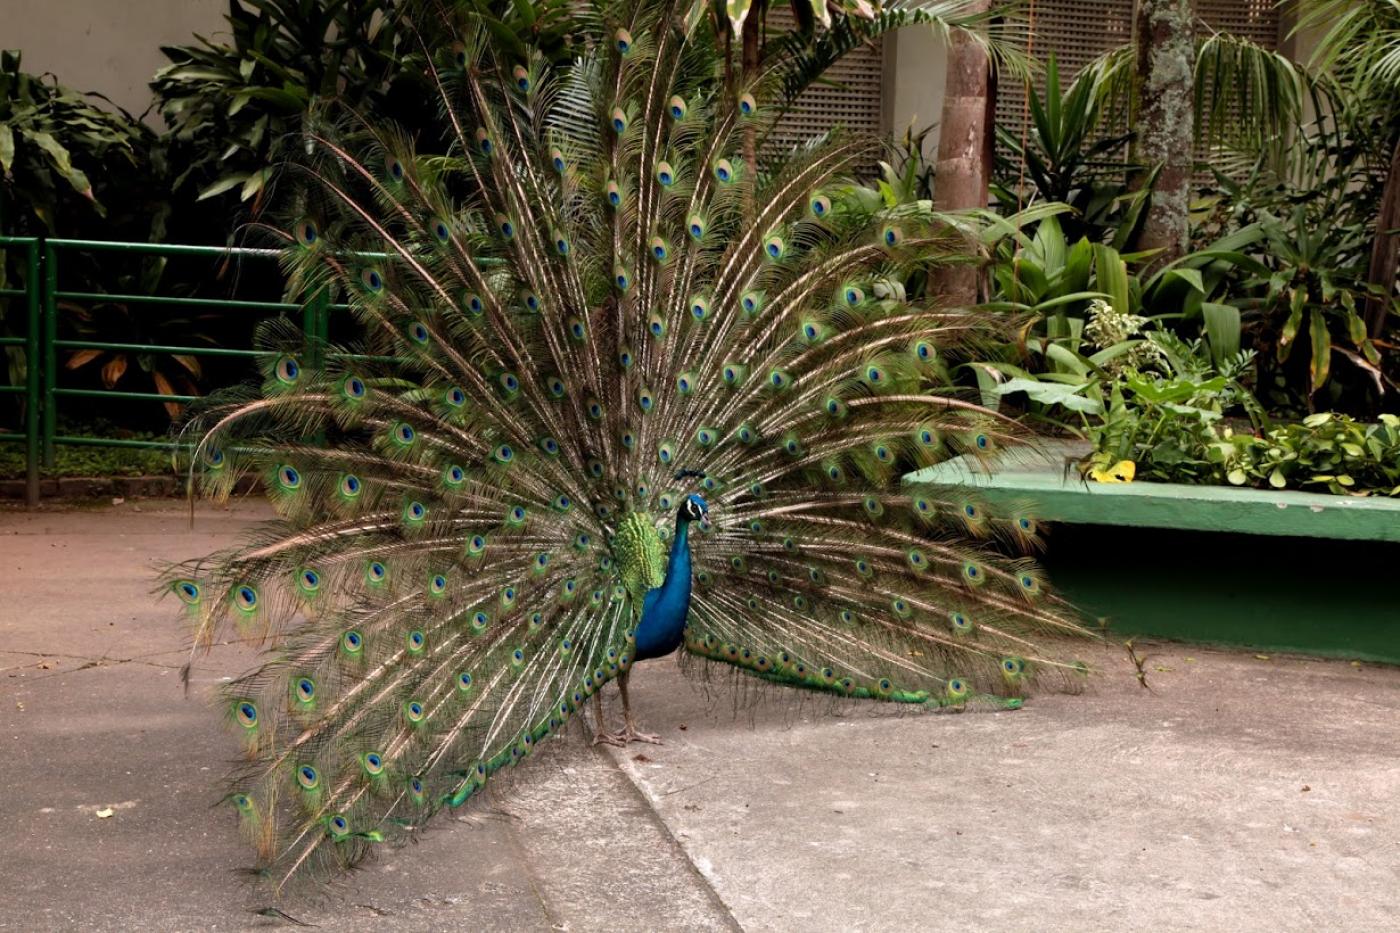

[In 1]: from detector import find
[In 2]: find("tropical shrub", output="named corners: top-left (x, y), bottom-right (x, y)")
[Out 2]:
top-left (993, 55), bottom-right (1145, 246)
top-left (990, 298), bottom-right (1398, 497)
top-left (0, 50), bottom-right (169, 412)
top-left (0, 50), bottom-right (161, 238)
top-left (152, 0), bottom-right (430, 226)
top-left (1199, 113), bottom-right (1396, 414)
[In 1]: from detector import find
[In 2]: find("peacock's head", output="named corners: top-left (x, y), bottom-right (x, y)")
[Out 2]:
top-left (679, 493), bottom-right (709, 526)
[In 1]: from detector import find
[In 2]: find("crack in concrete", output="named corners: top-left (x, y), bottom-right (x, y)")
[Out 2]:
top-left (1, 637), bottom-right (262, 678)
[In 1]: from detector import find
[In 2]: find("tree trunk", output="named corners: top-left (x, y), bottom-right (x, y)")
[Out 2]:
top-left (1132, 0), bottom-right (1195, 268)
top-left (932, 1), bottom-right (993, 305)
top-left (1365, 135), bottom-right (1400, 337)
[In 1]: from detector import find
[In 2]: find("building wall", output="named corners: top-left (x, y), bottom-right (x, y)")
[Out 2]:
top-left (3, 0), bottom-right (226, 118)
top-left (886, 26), bottom-right (950, 163)
top-left (1, 1), bottom-right (1328, 145)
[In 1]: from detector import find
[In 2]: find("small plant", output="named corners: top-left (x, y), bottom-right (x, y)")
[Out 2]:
top-left (1086, 406), bottom-right (1400, 497)
top-left (1200, 106), bottom-right (1397, 413)
top-left (61, 298), bottom-right (217, 421)
top-left (993, 55), bottom-right (1146, 246)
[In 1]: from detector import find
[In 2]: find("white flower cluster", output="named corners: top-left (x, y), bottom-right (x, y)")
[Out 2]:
top-left (1083, 298), bottom-right (1164, 372)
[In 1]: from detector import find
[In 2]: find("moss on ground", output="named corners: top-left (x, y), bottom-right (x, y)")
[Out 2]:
top-left (0, 436), bottom-right (177, 479)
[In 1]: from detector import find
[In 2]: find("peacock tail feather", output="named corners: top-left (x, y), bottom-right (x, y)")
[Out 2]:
top-left (164, 0), bottom-right (1098, 890)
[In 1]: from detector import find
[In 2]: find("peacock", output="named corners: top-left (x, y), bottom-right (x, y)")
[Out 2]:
top-left (165, 0), bottom-right (1099, 891)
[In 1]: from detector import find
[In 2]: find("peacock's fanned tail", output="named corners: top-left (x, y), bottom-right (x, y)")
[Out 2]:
top-left (163, 0), bottom-right (1098, 890)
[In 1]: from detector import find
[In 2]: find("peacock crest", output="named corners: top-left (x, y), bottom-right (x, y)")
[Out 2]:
top-left (164, 0), bottom-right (1098, 890)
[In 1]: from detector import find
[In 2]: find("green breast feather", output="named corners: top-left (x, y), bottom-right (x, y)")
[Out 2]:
top-left (615, 511), bottom-right (666, 609)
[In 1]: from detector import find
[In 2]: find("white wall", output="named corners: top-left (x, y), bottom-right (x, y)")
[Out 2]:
top-left (1, 0), bottom-right (227, 118)
top-left (3, 2), bottom-right (1327, 141)
top-left (886, 25), bottom-right (950, 163)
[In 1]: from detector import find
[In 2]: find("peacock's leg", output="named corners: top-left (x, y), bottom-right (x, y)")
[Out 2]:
top-left (611, 669), bottom-right (662, 745)
top-left (591, 691), bottom-right (625, 747)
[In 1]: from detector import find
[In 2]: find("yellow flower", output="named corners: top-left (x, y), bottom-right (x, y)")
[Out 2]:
top-left (1089, 460), bottom-right (1136, 484)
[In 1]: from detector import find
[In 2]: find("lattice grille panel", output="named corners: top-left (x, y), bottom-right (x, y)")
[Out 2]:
top-left (996, 1), bottom-right (1281, 154)
top-left (764, 11), bottom-right (886, 171)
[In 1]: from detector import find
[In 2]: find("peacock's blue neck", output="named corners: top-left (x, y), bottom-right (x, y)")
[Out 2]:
top-left (632, 516), bottom-right (694, 661)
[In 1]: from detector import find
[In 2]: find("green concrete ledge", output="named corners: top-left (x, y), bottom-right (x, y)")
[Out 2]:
top-left (906, 441), bottom-right (1400, 663)
top-left (905, 440), bottom-right (1400, 543)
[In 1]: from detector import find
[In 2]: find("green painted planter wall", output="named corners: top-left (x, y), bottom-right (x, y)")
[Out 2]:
top-left (906, 443), bottom-right (1400, 663)
top-left (1040, 524), bottom-right (1400, 663)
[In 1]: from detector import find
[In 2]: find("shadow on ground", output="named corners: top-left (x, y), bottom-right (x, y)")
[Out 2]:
top-left (2, 500), bottom-right (1397, 931)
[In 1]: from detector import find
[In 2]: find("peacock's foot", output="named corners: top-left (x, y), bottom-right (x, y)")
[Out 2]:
top-left (603, 726), bottom-right (663, 746)
top-left (591, 730), bottom-right (627, 748)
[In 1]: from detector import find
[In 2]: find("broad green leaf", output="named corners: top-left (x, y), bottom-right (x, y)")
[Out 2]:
top-left (975, 361), bottom-right (1034, 381)
top-left (1278, 291), bottom-right (1304, 360)
top-left (1033, 291), bottom-right (1109, 312)
top-left (1309, 307), bottom-right (1330, 390)
top-left (1033, 216), bottom-right (1066, 271)
top-left (1063, 237), bottom-right (1094, 292)
top-left (22, 129), bottom-right (74, 176)
top-left (240, 166), bottom-right (273, 201)
top-left (197, 173), bottom-right (249, 200)
top-left (0, 124), bottom-right (13, 173)
top-left (23, 129), bottom-right (98, 207)
top-left (683, 0), bottom-right (708, 30)
top-left (996, 378), bottom-right (1103, 414)
top-left (1044, 343), bottom-right (1090, 376)
top-left (1346, 310), bottom-right (1367, 345)
top-left (971, 365), bottom-right (1002, 411)
top-left (1091, 243), bottom-right (1130, 315)
top-left (969, 203), bottom-right (1073, 246)
top-left (1162, 403), bottom-right (1222, 422)
top-left (1125, 374), bottom-right (1227, 404)
top-left (169, 67), bottom-right (237, 82)
top-left (511, 0), bottom-right (538, 27)
top-left (1012, 257), bottom-right (1050, 299)
top-left (1201, 302), bottom-right (1241, 365)
top-left (228, 91), bottom-right (252, 118)
top-left (1167, 268), bottom-right (1205, 295)
top-left (1088, 339), bottom-right (1143, 367)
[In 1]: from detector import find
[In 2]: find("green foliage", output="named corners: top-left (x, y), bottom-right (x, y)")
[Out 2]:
top-left (1080, 31), bottom-right (1312, 180)
top-left (980, 212), bottom-right (1260, 366)
top-left (0, 50), bottom-right (159, 235)
top-left (0, 427), bottom-right (176, 480)
top-left (769, 0), bottom-right (1028, 107)
top-left (990, 299), bottom-right (1399, 498)
top-left (61, 294), bottom-right (225, 421)
top-left (152, 0), bottom-right (430, 214)
top-left (993, 55), bottom-right (1146, 245)
top-left (1201, 116), bottom-right (1396, 412)
top-left (1088, 401), bottom-right (1400, 498)
top-left (0, 50), bottom-right (170, 401)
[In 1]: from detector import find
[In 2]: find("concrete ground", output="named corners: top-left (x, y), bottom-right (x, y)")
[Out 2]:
top-left (2, 500), bottom-right (1397, 932)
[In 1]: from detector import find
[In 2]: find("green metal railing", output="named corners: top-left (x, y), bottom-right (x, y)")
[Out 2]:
top-left (0, 236), bottom-right (42, 505)
top-left (0, 236), bottom-right (332, 506)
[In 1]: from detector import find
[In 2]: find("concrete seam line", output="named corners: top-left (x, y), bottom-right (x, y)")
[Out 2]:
top-left (591, 743), bottom-right (745, 932)
top-left (492, 782), bottom-right (568, 929)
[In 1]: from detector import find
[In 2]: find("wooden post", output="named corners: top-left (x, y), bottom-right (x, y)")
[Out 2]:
top-left (932, 2), bottom-right (993, 305)
top-left (1132, 0), bottom-right (1195, 268)
top-left (1364, 137), bottom-right (1400, 337)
